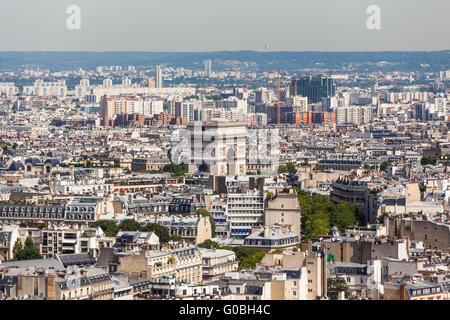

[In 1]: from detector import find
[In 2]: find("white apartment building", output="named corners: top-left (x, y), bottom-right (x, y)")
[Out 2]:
top-left (0, 82), bottom-right (18, 97)
top-left (23, 80), bottom-right (67, 96)
top-left (227, 190), bottom-right (265, 239)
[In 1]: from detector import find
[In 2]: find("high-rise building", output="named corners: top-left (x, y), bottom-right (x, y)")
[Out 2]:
top-left (291, 75), bottom-right (336, 103)
top-left (156, 65), bottom-right (162, 88)
top-left (204, 60), bottom-right (212, 77)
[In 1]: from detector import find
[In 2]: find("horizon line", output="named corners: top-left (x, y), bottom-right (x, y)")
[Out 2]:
top-left (0, 50), bottom-right (449, 54)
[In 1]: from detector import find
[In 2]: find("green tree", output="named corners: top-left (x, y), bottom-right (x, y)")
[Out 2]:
top-left (278, 165), bottom-right (289, 173)
top-left (379, 161), bottom-right (390, 172)
top-left (198, 239), bottom-right (220, 249)
top-left (162, 163), bottom-right (188, 176)
top-left (294, 188), bottom-right (360, 240)
top-left (13, 237), bottom-right (42, 261)
top-left (327, 276), bottom-right (349, 300)
top-left (232, 247), bottom-right (265, 270)
top-left (141, 223), bottom-right (172, 243)
top-left (170, 235), bottom-right (183, 242)
top-left (118, 219), bottom-right (141, 231)
top-left (286, 163), bottom-right (296, 173)
top-left (12, 239), bottom-right (23, 259)
top-left (421, 157), bottom-right (437, 166)
top-left (90, 220), bottom-right (119, 237)
top-left (304, 212), bottom-right (331, 239)
top-left (331, 202), bottom-right (358, 232)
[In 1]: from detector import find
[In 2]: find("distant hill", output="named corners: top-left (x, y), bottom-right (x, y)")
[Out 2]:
top-left (0, 51), bottom-right (449, 73)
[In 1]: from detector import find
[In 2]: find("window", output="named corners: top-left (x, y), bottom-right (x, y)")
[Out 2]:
top-left (346, 277), bottom-right (351, 283)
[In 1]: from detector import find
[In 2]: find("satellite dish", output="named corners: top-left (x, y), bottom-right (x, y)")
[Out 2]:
top-left (331, 237), bottom-right (336, 242)
top-left (355, 235), bottom-right (361, 241)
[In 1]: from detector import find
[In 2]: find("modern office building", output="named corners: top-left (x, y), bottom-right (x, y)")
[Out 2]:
top-left (290, 76), bottom-right (336, 103)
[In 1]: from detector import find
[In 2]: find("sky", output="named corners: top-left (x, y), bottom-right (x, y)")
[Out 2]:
top-left (0, 0), bottom-right (449, 52)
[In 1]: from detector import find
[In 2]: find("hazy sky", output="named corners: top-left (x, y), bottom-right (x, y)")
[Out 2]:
top-left (0, 0), bottom-right (449, 51)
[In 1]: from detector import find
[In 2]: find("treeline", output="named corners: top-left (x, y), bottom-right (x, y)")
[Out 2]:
top-left (142, 163), bottom-right (188, 176)
top-left (295, 188), bottom-right (363, 240)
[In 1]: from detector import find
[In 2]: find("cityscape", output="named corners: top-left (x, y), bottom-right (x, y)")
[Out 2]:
top-left (0, 1), bottom-right (449, 306)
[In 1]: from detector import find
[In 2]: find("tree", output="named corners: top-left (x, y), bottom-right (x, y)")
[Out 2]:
top-left (162, 163), bottom-right (188, 176)
top-left (12, 237), bottom-right (42, 261)
top-left (286, 163), bottom-right (296, 173)
top-left (119, 219), bottom-right (141, 232)
top-left (232, 247), bottom-right (265, 270)
top-left (295, 188), bottom-right (360, 240)
top-left (141, 223), bottom-right (172, 243)
top-left (421, 157), bottom-right (437, 166)
top-left (331, 202), bottom-right (358, 232)
top-left (278, 165), bottom-right (289, 174)
top-left (170, 235), bottom-right (183, 242)
top-left (327, 276), bottom-right (349, 300)
top-left (304, 212), bottom-right (330, 239)
top-left (198, 239), bottom-right (220, 249)
top-left (90, 220), bottom-right (119, 237)
top-left (197, 208), bottom-right (215, 238)
top-left (12, 239), bottom-right (23, 259)
top-left (379, 161), bottom-right (390, 172)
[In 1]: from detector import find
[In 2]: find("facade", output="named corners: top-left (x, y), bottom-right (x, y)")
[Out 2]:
top-left (264, 192), bottom-right (301, 238)
top-left (0, 199), bottom-right (99, 227)
top-left (119, 244), bottom-right (203, 284)
top-left (330, 178), bottom-right (377, 224)
top-left (290, 76), bottom-right (336, 103)
top-left (41, 229), bottom-right (81, 258)
top-left (227, 189), bottom-right (264, 238)
top-left (199, 248), bottom-right (238, 281)
top-left (156, 215), bottom-right (211, 244)
top-left (243, 225), bottom-right (299, 252)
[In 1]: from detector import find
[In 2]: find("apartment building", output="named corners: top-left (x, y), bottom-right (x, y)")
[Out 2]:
top-left (264, 191), bottom-right (301, 238)
top-left (199, 248), bottom-right (238, 281)
top-left (227, 190), bottom-right (264, 239)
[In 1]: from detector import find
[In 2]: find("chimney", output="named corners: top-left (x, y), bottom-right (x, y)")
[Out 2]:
top-left (399, 283), bottom-right (407, 300)
top-left (264, 226), bottom-right (269, 238)
top-left (47, 274), bottom-right (55, 300)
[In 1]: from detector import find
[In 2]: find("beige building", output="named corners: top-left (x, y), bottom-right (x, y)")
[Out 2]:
top-left (1, 266), bottom-right (114, 300)
top-left (119, 244), bottom-right (203, 284)
top-left (259, 250), bottom-right (325, 299)
top-left (199, 248), bottom-right (238, 281)
top-left (264, 191), bottom-right (301, 238)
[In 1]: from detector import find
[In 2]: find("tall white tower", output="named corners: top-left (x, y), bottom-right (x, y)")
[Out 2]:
top-left (204, 60), bottom-right (212, 77)
top-left (156, 65), bottom-right (162, 88)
